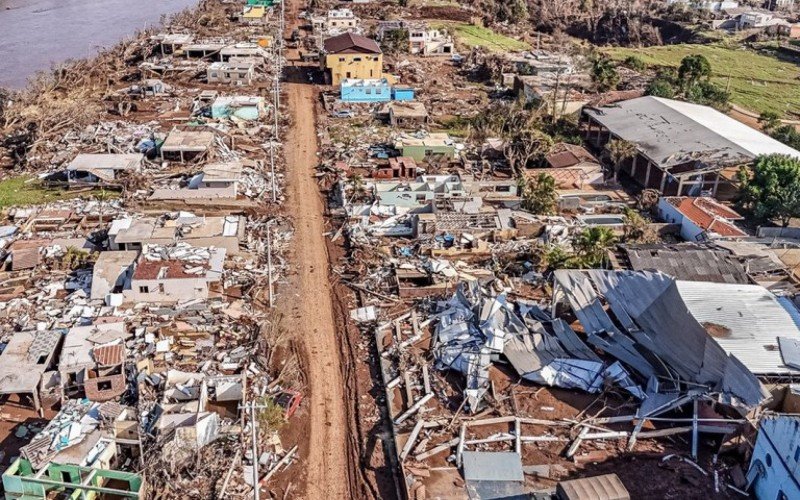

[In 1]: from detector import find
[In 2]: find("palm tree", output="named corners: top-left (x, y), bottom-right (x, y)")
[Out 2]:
top-left (573, 226), bottom-right (617, 268)
top-left (605, 139), bottom-right (637, 184)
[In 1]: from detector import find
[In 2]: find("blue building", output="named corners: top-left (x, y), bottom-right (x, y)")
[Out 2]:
top-left (747, 416), bottom-right (800, 500)
top-left (340, 78), bottom-right (391, 103)
top-left (392, 86), bottom-right (414, 101)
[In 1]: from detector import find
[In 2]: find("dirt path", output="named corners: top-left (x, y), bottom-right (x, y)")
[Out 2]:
top-left (281, 52), bottom-right (354, 500)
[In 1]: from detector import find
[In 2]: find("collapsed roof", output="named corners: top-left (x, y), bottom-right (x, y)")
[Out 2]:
top-left (552, 269), bottom-right (772, 409)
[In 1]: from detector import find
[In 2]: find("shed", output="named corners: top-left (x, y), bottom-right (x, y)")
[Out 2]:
top-left (388, 101), bottom-right (429, 128)
top-left (392, 86), bottom-right (414, 101)
top-left (462, 451), bottom-right (526, 499)
top-left (556, 474), bottom-right (630, 500)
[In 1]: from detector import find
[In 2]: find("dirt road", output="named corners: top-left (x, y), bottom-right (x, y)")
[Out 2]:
top-left (281, 62), bottom-right (354, 498)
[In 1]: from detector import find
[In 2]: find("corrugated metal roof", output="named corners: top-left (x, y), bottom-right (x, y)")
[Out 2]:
top-left (557, 473), bottom-right (630, 500)
top-left (677, 280), bottom-right (800, 374)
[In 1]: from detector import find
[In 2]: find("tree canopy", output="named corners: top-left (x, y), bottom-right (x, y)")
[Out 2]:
top-left (738, 154), bottom-right (800, 227)
top-left (590, 57), bottom-right (620, 92)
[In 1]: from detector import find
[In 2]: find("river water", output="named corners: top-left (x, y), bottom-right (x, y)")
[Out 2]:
top-left (0, 0), bottom-right (198, 89)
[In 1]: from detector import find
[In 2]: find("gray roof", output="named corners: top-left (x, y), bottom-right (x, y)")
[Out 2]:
top-left (462, 451), bottom-right (524, 482)
top-left (677, 280), bottom-right (800, 375)
top-left (620, 244), bottom-right (750, 284)
top-left (584, 96), bottom-right (800, 169)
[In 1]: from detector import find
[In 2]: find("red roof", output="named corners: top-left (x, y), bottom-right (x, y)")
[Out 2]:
top-left (667, 197), bottom-right (746, 237)
top-left (93, 343), bottom-right (125, 366)
top-left (323, 33), bottom-right (381, 54)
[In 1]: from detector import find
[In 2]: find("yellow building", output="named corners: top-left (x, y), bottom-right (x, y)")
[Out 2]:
top-left (322, 33), bottom-right (383, 86)
top-left (241, 5), bottom-right (268, 23)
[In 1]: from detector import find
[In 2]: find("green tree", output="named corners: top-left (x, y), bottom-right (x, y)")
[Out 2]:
top-left (759, 111), bottom-right (782, 133)
top-left (572, 226), bottom-right (617, 268)
top-left (738, 154), bottom-right (800, 226)
top-left (622, 208), bottom-right (658, 244)
top-left (590, 57), bottom-right (620, 92)
top-left (645, 77), bottom-right (676, 98)
top-left (685, 80), bottom-right (729, 110)
top-left (381, 29), bottom-right (409, 55)
top-left (678, 54), bottom-right (711, 91)
top-left (604, 139), bottom-right (637, 184)
top-left (521, 173), bottom-right (558, 215)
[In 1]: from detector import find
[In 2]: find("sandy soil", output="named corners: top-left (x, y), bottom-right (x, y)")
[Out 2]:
top-left (280, 0), bottom-right (355, 493)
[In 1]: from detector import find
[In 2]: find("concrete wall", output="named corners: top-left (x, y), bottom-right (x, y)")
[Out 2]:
top-left (657, 198), bottom-right (705, 242)
top-left (124, 277), bottom-right (209, 303)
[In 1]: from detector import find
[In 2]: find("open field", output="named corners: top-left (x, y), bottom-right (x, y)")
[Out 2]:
top-left (433, 22), bottom-right (530, 53)
top-left (603, 44), bottom-right (800, 117)
top-left (0, 176), bottom-right (114, 208)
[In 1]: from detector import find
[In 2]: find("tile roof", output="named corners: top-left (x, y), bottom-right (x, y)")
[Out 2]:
top-left (93, 343), bottom-right (125, 366)
top-left (323, 32), bottom-right (381, 54)
top-left (667, 196), bottom-right (746, 237)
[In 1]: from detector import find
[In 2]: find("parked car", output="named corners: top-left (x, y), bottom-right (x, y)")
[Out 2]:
top-left (331, 109), bottom-right (354, 118)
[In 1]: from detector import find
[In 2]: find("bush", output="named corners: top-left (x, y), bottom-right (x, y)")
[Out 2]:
top-left (623, 55), bottom-right (647, 72)
top-left (646, 77), bottom-right (677, 98)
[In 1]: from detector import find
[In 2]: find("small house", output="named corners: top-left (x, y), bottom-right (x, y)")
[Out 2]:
top-left (109, 215), bottom-right (245, 255)
top-left (220, 43), bottom-right (267, 63)
top-left (190, 161), bottom-right (243, 194)
top-left (395, 133), bottom-right (455, 162)
top-left (59, 321), bottom-right (129, 402)
top-left (183, 42), bottom-right (226, 60)
top-left (66, 153), bottom-right (142, 185)
top-left (373, 156), bottom-right (418, 180)
top-left (657, 196), bottom-right (746, 241)
top-left (392, 86), bottom-right (414, 101)
top-left (151, 33), bottom-right (194, 56)
top-left (207, 61), bottom-right (256, 85)
top-left (160, 127), bottom-right (216, 162)
top-left (211, 96), bottom-right (265, 120)
top-left (340, 78), bottom-right (391, 102)
top-left (240, 5), bottom-right (269, 23)
top-left (123, 243), bottom-right (226, 304)
top-left (409, 26), bottom-right (454, 57)
top-left (90, 250), bottom-right (138, 303)
top-left (387, 101), bottom-right (429, 128)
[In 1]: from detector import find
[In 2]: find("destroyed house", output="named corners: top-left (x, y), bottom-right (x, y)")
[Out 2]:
top-left (151, 32), bottom-right (194, 56)
top-left (551, 269), bottom-right (780, 407)
top-left (59, 322), bottom-right (129, 402)
top-left (241, 4), bottom-right (269, 22)
top-left (387, 101), bottom-right (429, 128)
top-left (374, 175), bottom-right (465, 208)
top-left (211, 96), bottom-right (265, 120)
top-left (373, 156), bottom-right (417, 179)
top-left (658, 196), bottom-right (746, 240)
top-left (582, 96), bottom-right (800, 197)
top-left (66, 153), bottom-right (142, 185)
top-left (190, 161), bottom-right (243, 193)
top-left (182, 42), bottom-right (225, 59)
top-left (124, 244), bottom-right (226, 304)
top-left (220, 43), bottom-right (267, 62)
top-left (109, 215), bottom-right (244, 255)
top-left (0, 329), bottom-right (62, 410)
top-left (2, 458), bottom-right (143, 500)
top-left (207, 61), bottom-right (256, 85)
top-left (90, 250), bottom-right (138, 302)
top-left (747, 416), bottom-right (800, 500)
top-left (159, 127), bottom-right (216, 162)
top-left (340, 78), bottom-right (391, 102)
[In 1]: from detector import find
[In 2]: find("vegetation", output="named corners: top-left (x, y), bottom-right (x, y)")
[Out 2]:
top-left (603, 44), bottom-right (800, 117)
top-left (572, 226), bottom-right (617, 268)
top-left (758, 111), bottom-right (781, 133)
top-left (60, 247), bottom-right (97, 270)
top-left (0, 176), bottom-right (109, 208)
top-left (521, 173), bottom-right (558, 215)
top-left (738, 154), bottom-right (800, 227)
top-left (590, 56), bottom-right (620, 92)
top-left (640, 55), bottom-right (728, 110)
top-left (381, 29), bottom-right (409, 55)
top-left (256, 396), bottom-right (286, 433)
top-left (623, 208), bottom-right (658, 244)
top-left (471, 103), bottom-right (555, 173)
top-left (622, 55), bottom-right (647, 72)
top-left (431, 22), bottom-right (530, 52)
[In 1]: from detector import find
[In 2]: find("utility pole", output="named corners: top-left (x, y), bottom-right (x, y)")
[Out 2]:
top-left (270, 141), bottom-right (277, 203)
top-left (266, 220), bottom-right (274, 308)
top-left (248, 402), bottom-right (260, 500)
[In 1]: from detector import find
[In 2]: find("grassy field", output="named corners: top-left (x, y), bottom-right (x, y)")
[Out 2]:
top-left (0, 176), bottom-right (114, 209)
top-left (603, 44), bottom-right (800, 117)
top-left (433, 22), bottom-right (530, 53)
